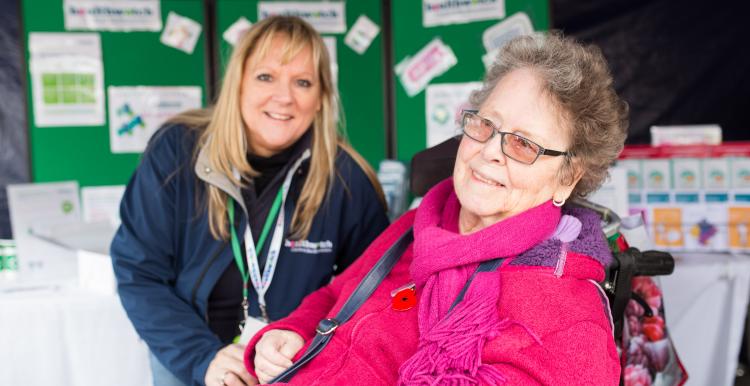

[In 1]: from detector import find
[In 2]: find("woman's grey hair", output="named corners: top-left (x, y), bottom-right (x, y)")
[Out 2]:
top-left (470, 32), bottom-right (629, 198)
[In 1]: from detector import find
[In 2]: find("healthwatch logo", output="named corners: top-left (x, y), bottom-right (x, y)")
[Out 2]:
top-left (64, 0), bottom-right (162, 31)
top-left (67, 5), bottom-right (154, 17)
top-left (258, 2), bottom-right (346, 34)
top-left (285, 239), bottom-right (333, 254)
top-left (424, 0), bottom-right (499, 12)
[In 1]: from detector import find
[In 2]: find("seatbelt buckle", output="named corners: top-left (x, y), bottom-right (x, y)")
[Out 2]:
top-left (315, 318), bottom-right (340, 335)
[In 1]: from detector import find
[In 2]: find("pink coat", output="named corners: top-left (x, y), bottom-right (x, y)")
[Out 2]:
top-left (244, 209), bottom-right (621, 385)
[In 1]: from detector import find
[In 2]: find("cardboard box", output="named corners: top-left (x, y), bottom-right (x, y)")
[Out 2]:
top-left (703, 158), bottom-right (730, 190)
top-left (672, 158), bottom-right (702, 190)
top-left (643, 159), bottom-right (672, 190)
top-left (730, 157), bottom-right (750, 189)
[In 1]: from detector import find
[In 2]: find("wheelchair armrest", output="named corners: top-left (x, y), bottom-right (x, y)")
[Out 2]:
top-left (604, 248), bottom-right (675, 339)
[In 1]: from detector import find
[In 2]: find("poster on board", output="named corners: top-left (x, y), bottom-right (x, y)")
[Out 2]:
top-left (108, 86), bottom-right (202, 153)
top-left (425, 82), bottom-right (481, 147)
top-left (63, 0), bottom-right (162, 31)
top-left (395, 38), bottom-right (457, 97)
top-left (28, 33), bottom-right (105, 127)
top-left (423, 0), bottom-right (505, 27)
top-left (258, 1), bottom-right (346, 34)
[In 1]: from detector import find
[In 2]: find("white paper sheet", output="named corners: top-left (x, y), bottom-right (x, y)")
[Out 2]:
top-left (395, 38), bottom-right (457, 97)
top-left (425, 82), bottom-right (481, 147)
top-left (108, 86), bottom-right (202, 153)
top-left (81, 185), bottom-right (126, 227)
top-left (482, 12), bottom-right (533, 52)
top-left (650, 124), bottom-right (722, 146)
top-left (6, 182), bottom-right (81, 281)
top-left (63, 0), bottom-right (162, 31)
top-left (423, 0), bottom-right (505, 28)
top-left (28, 33), bottom-right (105, 127)
top-left (344, 15), bottom-right (380, 55)
top-left (223, 16), bottom-right (253, 46)
top-left (258, 1), bottom-right (346, 34)
top-left (322, 37), bottom-right (338, 89)
top-left (160, 11), bottom-right (202, 54)
top-left (587, 166), bottom-right (629, 217)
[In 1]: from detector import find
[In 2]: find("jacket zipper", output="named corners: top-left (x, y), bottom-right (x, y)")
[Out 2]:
top-left (191, 241), bottom-right (228, 321)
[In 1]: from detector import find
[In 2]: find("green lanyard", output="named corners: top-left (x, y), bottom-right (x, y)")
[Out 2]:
top-left (227, 186), bottom-right (285, 317)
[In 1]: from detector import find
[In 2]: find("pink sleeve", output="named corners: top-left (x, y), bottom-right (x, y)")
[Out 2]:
top-left (243, 210), bottom-right (416, 375)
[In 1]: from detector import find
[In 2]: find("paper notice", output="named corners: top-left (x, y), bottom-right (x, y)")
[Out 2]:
top-left (423, 0), bottom-right (505, 28)
top-left (322, 37), bottom-right (338, 88)
top-left (425, 82), bottom-right (481, 147)
top-left (482, 12), bottom-right (533, 52)
top-left (81, 185), bottom-right (126, 227)
top-left (395, 38), bottom-right (457, 97)
top-left (344, 15), bottom-right (380, 54)
top-left (108, 86), bottom-right (202, 153)
top-left (28, 32), bottom-right (105, 127)
top-left (6, 182), bottom-right (81, 279)
top-left (160, 12), bottom-right (202, 54)
top-left (223, 17), bottom-right (253, 46)
top-left (63, 0), bottom-right (162, 31)
top-left (258, 2), bottom-right (346, 34)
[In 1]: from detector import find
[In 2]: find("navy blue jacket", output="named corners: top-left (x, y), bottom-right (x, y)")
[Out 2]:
top-left (111, 124), bottom-right (389, 385)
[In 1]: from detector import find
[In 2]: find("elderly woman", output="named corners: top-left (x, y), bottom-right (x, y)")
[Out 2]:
top-left (244, 33), bottom-right (628, 385)
top-left (111, 16), bottom-right (389, 386)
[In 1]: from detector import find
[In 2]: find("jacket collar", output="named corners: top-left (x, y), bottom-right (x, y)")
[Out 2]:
top-left (194, 142), bottom-right (246, 213)
top-left (194, 130), bottom-right (313, 216)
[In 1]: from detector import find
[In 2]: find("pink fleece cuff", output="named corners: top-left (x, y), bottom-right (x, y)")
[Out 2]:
top-left (243, 323), bottom-right (316, 378)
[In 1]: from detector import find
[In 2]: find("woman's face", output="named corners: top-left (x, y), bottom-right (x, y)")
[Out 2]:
top-left (453, 68), bottom-right (578, 228)
top-left (240, 37), bottom-right (321, 157)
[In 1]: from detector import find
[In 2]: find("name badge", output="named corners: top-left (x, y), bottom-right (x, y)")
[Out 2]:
top-left (238, 317), bottom-right (269, 345)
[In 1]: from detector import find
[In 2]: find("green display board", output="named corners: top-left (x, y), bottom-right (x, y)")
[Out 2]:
top-left (391, 0), bottom-right (549, 163)
top-left (22, 0), bottom-right (208, 187)
top-left (215, 0), bottom-right (386, 168)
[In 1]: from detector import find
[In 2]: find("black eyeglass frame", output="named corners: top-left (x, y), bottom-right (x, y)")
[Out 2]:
top-left (460, 109), bottom-right (570, 165)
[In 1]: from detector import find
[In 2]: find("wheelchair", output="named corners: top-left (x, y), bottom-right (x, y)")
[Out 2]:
top-left (409, 137), bottom-right (682, 385)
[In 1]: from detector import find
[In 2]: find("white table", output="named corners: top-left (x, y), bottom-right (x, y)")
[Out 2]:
top-left (0, 282), bottom-right (152, 386)
top-left (660, 253), bottom-right (750, 386)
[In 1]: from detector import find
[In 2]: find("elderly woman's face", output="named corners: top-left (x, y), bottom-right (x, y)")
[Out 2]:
top-left (453, 68), bottom-right (577, 229)
top-left (240, 36), bottom-right (321, 157)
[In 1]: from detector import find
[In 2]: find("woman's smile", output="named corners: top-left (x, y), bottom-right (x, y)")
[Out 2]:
top-left (264, 111), bottom-right (293, 121)
top-left (471, 169), bottom-right (504, 187)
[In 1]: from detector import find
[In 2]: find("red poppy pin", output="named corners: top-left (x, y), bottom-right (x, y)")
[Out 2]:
top-left (391, 282), bottom-right (416, 311)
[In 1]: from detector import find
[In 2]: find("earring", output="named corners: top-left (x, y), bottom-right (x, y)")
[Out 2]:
top-left (552, 198), bottom-right (565, 207)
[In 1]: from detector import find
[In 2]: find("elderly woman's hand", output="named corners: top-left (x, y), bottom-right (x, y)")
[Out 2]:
top-left (254, 329), bottom-right (305, 384)
top-left (205, 343), bottom-right (258, 386)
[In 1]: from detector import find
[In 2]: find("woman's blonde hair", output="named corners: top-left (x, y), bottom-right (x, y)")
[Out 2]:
top-left (171, 16), bottom-right (384, 240)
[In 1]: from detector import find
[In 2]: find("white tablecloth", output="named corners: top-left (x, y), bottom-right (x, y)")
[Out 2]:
top-left (660, 253), bottom-right (750, 386)
top-left (0, 283), bottom-right (152, 386)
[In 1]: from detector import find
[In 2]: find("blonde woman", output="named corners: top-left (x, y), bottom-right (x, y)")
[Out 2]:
top-left (111, 16), bottom-right (388, 386)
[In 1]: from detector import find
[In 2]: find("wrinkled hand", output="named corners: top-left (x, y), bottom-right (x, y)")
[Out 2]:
top-left (205, 344), bottom-right (258, 386)
top-left (254, 329), bottom-right (305, 384)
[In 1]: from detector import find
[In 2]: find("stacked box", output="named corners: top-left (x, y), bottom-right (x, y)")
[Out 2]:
top-left (617, 159), bottom-right (646, 217)
top-left (729, 157), bottom-right (750, 252)
top-left (672, 158), bottom-right (708, 251)
top-left (643, 159), bottom-right (680, 250)
top-left (700, 158), bottom-right (731, 251)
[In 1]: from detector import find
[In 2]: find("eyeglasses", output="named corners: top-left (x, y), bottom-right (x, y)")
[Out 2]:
top-left (460, 110), bottom-right (569, 165)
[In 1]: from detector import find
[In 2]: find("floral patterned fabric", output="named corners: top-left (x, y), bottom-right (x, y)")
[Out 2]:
top-left (621, 276), bottom-right (688, 386)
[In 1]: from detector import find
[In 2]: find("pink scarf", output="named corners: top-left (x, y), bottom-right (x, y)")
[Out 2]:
top-left (398, 179), bottom-right (561, 385)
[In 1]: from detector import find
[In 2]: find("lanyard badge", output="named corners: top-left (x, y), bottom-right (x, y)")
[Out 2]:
top-left (227, 150), bottom-right (310, 324)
